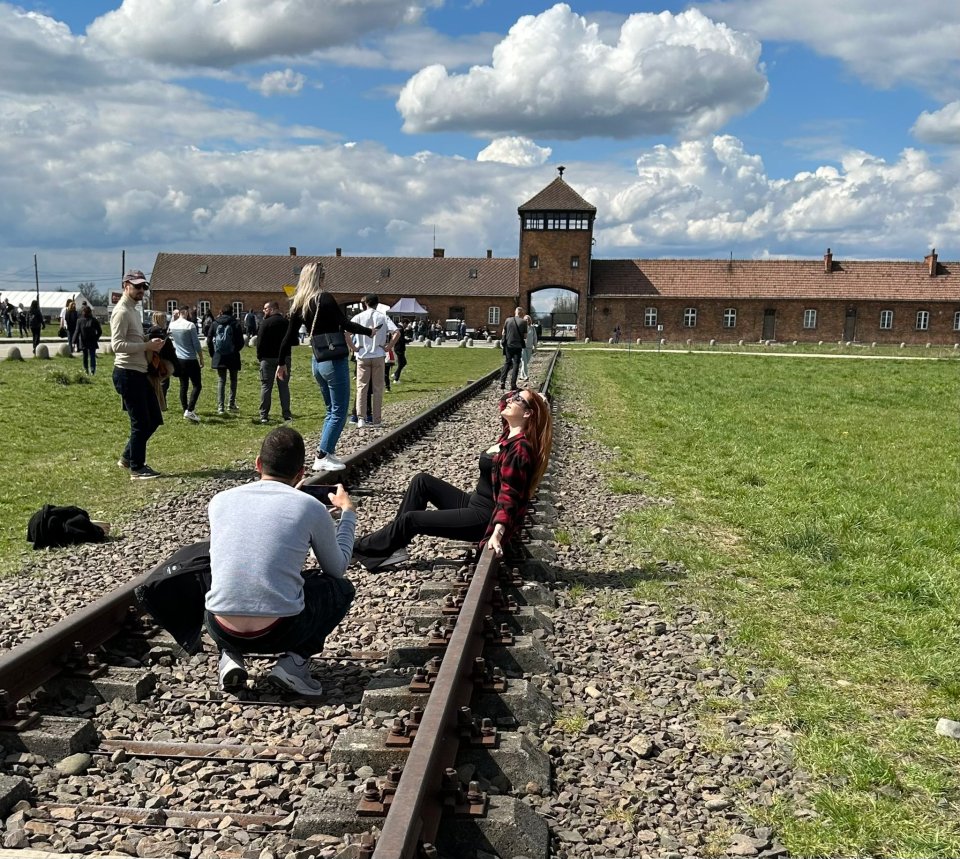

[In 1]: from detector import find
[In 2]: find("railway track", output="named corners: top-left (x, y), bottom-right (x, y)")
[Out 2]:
top-left (0, 353), bottom-right (560, 859)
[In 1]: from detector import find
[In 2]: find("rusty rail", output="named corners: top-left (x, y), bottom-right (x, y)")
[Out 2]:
top-left (372, 348), bottom-right (559, 858)
top-left (0, 365), bottom-right (501, 711)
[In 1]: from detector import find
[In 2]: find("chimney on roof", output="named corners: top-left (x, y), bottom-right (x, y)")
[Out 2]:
top-left (433, 248), bottom-right (444, 258)
top-left (925, 248), bottom-right (938, 276)
top-left (335, 248), bottom-right (342, 257)
top-left (824, 248), bottom-right (833, 273)
top-left (486, 249), bottom-right (492, 259)
top-left (289, 247), bottom-right (297, 256)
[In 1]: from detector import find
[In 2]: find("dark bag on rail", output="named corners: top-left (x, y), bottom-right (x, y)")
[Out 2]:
top-left (134, 541), bottom-right (211, 655)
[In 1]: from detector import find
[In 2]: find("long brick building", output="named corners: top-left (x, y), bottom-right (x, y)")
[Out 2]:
top-left (150, 173), bottom-right (960, 345)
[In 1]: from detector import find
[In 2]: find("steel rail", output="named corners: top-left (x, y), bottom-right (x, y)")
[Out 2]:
top-left (0, 364), bottom-right (501, 711)
top-left (371, 348), bottom-right (560, 859)
top-left (372, 545), bottom-right (500, 859)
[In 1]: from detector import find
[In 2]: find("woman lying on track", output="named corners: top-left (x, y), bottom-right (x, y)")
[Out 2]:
top-left (351, 388), bottom-right (552, 571)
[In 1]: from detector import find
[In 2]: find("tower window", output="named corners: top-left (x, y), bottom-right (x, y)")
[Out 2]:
top-left (570, 255), bottom-right (580, 269)
top-left (523, 214), bottom-right (544, 230)
top-left (529, 255), bottom-right (539, 269)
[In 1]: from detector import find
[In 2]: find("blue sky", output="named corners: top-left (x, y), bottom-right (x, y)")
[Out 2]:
top-left (1, 0), bottom-right (959, 292)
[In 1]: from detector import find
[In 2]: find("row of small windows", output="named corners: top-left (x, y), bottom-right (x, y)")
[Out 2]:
top-left (523, 212), bottom-right (592, 231)
top-left (529, 255), bottom-right (579, 269)
top-left (643, 307), bottom-right (960, 331)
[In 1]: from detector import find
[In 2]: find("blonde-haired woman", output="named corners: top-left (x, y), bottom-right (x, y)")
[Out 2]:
top-left (278, 262), bottom-right (381, 472)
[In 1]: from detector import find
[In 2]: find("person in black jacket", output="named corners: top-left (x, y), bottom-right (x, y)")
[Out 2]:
top-left (257, 300), bottom-right (292, 424)
top-left (207, 306), bottom-right (244, 414)
top-left (277, 262), bottom-right (380, 473)
top-left (64, 300), bottom-right (79, 355)
top-left (73, 305), bottom-right (103, 374)
top-left (28, 299), bottom-right (44, 354)
top-left (499, 307), bottom-right (528, 391)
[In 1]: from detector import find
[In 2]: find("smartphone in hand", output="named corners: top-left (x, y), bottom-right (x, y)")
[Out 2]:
top-left (300, 484), bottom-right (339, 505)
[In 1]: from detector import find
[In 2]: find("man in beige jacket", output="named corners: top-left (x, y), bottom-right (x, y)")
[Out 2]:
top-left (110, 270), bottom-right (165, 480)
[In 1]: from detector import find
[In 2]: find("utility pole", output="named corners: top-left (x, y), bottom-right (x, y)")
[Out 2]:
top-left (33, 254), bottom-right (39, 305)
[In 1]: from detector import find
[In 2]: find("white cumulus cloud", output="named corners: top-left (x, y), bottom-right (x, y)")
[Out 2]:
top-left (397, 3), bottom-right (768, 140)
top-left (252, 69), bottom-right (307, 97)
top-left (87, 0), bottom-right (441, 67)
top-left (477, 137), bottom-right (551, 167)
top-left (701, 0), bottom-right (960, 95)
top-left (913, 102), bottom-right (960, 145)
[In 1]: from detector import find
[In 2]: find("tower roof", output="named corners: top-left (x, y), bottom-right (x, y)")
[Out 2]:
top-left (518, 177), bottom-right (596, 213)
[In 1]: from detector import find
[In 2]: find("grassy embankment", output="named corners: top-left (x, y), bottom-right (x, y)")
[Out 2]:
top-left (0, 345), bottom-right (501, 576)
top-left (556, 350), bottom-right (960, 857)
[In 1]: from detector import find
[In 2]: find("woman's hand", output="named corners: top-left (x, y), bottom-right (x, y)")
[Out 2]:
top-left (487, 523), bottom-right (506, 557)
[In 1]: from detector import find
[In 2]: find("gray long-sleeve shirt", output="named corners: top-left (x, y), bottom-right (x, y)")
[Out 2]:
top-left (205, 479), bottom-right (356, 617)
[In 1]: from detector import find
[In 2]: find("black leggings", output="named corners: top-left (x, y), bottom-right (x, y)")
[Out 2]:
top-left (354, 472), bottom-right (493, 558)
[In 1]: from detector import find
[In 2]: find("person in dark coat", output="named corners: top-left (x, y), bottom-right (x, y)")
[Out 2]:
top-left (28, 299), bottom-right (44, 354)
top-left (256, 300), bottom-right (292, 423)
top-left (207, 306), bottom-right (244, 414)
top-left (72, 305), bottom-right (102, 374)
top-left (64, 300), bottom-right (79, 355)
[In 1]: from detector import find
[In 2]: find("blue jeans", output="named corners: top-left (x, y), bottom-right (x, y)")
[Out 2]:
top-left (81, 346), bottom-right (97, 375)
top-left (112, 367), bottom-right (163, 469)
top-left (311, 355), bottom-right (349, 456)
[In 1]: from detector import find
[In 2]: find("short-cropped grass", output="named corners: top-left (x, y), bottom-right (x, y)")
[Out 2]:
top-left (557, 350), bottom-right (960, 857)
top-left (0, 345), bottom-right (500, 576)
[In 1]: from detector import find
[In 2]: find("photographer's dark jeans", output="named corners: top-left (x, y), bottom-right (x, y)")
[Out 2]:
top-left (112, 367), bottom-right (163, 469)
top-left (204, 574), bottom-right (355, 659)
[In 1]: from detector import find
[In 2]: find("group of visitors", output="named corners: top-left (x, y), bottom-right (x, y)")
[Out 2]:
top-left (91, 264), bottom-right (555, 698)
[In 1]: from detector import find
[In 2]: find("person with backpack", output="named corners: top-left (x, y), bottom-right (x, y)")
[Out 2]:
top-left (207, 305), bottom-right (244, 415)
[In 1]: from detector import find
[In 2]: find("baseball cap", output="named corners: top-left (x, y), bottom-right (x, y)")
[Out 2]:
top-left (124, 269), bottom-right (149, 287)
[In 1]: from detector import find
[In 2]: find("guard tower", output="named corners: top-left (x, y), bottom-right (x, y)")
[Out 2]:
top-left (517, 167), bottom-right (596, 337)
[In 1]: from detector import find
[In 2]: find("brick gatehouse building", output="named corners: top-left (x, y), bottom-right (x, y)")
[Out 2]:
top-left (150, 172), bottom-right (960, 345)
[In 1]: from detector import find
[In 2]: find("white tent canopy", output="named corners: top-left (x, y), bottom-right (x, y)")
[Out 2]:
top-left (0, 290), bottom-right (106, 318)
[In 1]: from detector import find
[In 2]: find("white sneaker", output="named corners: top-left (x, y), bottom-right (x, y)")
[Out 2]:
top-left (269, 653), bottom-right (323, 696)
top-left (312, 453), bottom-right (346, 472)
top-left (218, 651), bottom-right (248, 691)
top-left (356, 419), bottom-right (366, 428)
top-left (184, 410), bottom-right (200, 423)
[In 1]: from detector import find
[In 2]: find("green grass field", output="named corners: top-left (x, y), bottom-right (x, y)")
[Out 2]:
top-left (557, 351), bottom-right (960, 857)
top-left (0, 345), bottom-right (500, 575)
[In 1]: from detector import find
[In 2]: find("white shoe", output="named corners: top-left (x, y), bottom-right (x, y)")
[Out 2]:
top-left (269, 653), bottom-right (323, 696)
top-left (312, 453), bottom-right (346, 472)
top-left (356, 419), bottom-right (366, 428)
top-left (219, 651), bottom-right (247, 692)
top-left (184, 410), bottom-right (200, 423)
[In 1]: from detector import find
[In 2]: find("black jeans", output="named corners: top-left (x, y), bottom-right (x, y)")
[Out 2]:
top-left (204, 574), bottom-right (355, 659)
top-left (178, 359), bottom-right (202, 412)
top-left (393, 351), bottom-right (407, 381)
top-left (112, 367), bottom-right (163, 469)
top-left (259, 358), bottom-right (291, 420)
top-left (353, 472), bottom-right (493, 559)
top-left (499, 345), bottom-right (523, 390)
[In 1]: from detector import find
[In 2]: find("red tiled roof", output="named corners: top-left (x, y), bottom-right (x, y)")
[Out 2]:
top-left (518, 177), bottom-right (597, 213)
top-left (591, 258), bottom-right (960, 302)
top-left (152, 253), bottom-right (518, 298)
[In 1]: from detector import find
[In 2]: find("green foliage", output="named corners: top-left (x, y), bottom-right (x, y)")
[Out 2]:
top-left (559, 350), bottom-right (960, 855)
top-left (554, 707), bottom-right (588, 734)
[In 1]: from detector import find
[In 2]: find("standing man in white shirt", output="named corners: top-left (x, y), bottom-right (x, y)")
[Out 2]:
top-left (350, 294), bottom-right (398, 429)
